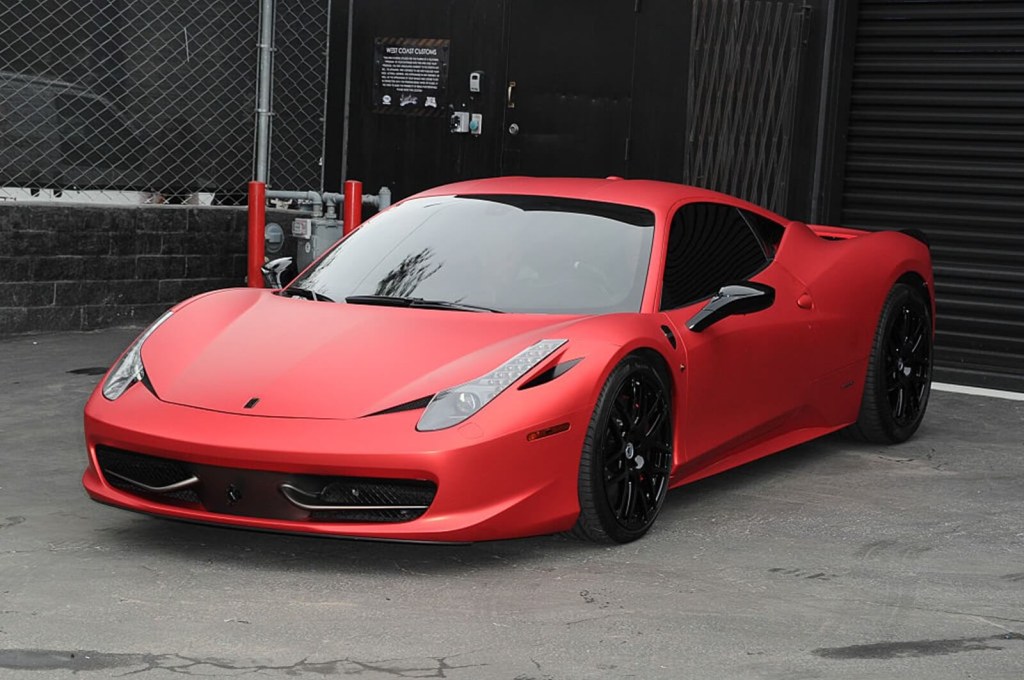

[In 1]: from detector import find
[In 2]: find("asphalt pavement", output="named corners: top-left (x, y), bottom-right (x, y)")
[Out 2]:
top-left (1, 328), bottom-right (1022, 679)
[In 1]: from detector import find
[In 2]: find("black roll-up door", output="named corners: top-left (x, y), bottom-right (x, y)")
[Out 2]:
top-left (841, 0), bottom-right (1024, 392)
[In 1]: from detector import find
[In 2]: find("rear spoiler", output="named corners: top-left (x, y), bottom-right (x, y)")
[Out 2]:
top-left (807, 224), bottom-right (930, 248)
top-left (807, 224), bottom-right (867, 240)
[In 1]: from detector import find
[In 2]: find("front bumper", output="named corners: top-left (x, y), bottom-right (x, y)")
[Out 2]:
top-left (83, 384), bottom-right (587, 542)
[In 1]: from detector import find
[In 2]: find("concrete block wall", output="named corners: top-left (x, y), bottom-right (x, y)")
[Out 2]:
top-left (0, 203), bottom-right (273, 335)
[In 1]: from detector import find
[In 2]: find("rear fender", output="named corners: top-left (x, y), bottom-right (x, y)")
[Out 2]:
top-left (778, 221), bottom-right (933, 369)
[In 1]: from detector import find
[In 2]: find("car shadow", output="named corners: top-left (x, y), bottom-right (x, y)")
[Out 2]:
top-left (96, 511), bottom-right (590, 576)
top-left (656, 430), bottom-right (860, 520)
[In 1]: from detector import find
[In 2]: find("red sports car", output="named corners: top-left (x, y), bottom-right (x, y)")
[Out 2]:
top-left (82, 177), bottom-right (934, 543)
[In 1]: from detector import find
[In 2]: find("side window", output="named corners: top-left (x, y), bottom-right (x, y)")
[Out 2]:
top-left (660, 202), bottom-right (769, 310)
top-left (740, 209), bottom-right (785, 258)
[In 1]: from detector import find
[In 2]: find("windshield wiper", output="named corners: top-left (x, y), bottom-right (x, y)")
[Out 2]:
top-left (281, 286), bottom-right (335, 302)
top-left (344, 295), bottom-right (502, 313)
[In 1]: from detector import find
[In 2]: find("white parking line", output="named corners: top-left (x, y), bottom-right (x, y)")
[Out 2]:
top-left (933, 382), bottom-right (1024, 402)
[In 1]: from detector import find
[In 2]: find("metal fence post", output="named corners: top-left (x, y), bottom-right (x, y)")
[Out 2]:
top-left (254, 0), bottom-right (276, 184)
top-left (247, 0), bottom-right (276, 288)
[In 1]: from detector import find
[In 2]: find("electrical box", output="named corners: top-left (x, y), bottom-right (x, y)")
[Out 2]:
top-left (264, 222), bottom-right (285, 255)
top-left (469, 71), bottom-right (483, 94)
top-left (292, 217), bottom-right (343, 271)
top-left (450, 111), bottom-right (470, 134)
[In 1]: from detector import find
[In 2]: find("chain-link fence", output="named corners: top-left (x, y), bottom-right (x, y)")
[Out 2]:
top-left (271, 0), bottom-right (330, 193)
top-left (0, 0), bottom-right (328, 206)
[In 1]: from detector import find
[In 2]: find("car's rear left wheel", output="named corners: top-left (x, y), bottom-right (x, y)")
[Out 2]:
top-left (849, 282), bottom-right (932, 443)
top-left (572, 357), bottom-right (673, 543)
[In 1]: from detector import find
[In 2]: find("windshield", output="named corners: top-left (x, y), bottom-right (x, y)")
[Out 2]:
top-left (288, 194), bottom-right (655, 314)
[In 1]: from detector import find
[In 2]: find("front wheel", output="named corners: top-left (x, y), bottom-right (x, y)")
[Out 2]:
top-left (571, 357), bottom-right (673, 543)
top-left (849, 282), bottom-right (933, 443)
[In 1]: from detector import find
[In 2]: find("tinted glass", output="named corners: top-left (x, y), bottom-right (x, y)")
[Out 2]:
top-left (740, 209), bottom-right (785, 257)
top-left (660, 202), bottom-right (768, 310)
top-left (290, 195), bottom-right (655, 314)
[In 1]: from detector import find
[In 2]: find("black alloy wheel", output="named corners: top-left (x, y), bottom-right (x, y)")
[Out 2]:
top-left (573, 357), bottom-right (673, 543)
top-left (850, 282), bottom-right (932, 443)
top-left (886, 300), bottom-right (931, 428)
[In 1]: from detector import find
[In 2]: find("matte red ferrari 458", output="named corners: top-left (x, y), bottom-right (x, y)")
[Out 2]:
top-left (83, 177), bottom-right (934, 543)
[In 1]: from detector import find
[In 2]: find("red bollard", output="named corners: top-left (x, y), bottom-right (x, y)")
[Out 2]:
top-left (343, 179), bottom-right (363, 236)
top-left (247, 181), bottom-right (266, 288)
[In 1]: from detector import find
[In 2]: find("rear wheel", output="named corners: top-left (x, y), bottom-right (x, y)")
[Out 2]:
top-left (850, 282), bottom-right (932, 443)
top-left (572, 357), bottom-right (673, 543)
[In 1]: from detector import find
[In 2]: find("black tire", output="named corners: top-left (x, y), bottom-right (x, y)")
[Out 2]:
top-left (571, 356), bottom-right (673, 543)
top-left (849, 282), bottom-right (932, 444)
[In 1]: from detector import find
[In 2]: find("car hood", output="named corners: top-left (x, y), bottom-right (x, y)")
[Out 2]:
top-left (142, 288), bottom-right (582, 420)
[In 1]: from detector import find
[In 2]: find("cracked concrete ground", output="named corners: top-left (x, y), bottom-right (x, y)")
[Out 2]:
top-left (0, 327), bottom-right (1022, 679)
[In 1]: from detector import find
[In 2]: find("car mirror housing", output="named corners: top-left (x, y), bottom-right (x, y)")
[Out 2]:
top-left (261, 256), bottom-right (293, 289)
top-left (686, 282), bottom-right (776, 333)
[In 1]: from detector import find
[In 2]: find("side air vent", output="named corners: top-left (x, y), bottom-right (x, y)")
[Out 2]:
top-left (519, 358), bottom-right (583, 390)
top-left (661, 325), bottom-right (677, 349)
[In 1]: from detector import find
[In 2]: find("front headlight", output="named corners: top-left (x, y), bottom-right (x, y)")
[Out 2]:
top-left (101, 310), bottom-right (173, 401)
top-left (417, 339), bottom-right (567, 432)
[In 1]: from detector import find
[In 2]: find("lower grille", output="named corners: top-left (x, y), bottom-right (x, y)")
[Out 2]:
top-left (280, 478), bottom-right (436, 523)
top-left (93, 446), bottom-right (436, 523)
top-left (96, 446), bottom-right (200, 504)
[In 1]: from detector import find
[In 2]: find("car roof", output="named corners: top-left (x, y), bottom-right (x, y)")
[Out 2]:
top-left (413, 176), bottom-right (774, 217)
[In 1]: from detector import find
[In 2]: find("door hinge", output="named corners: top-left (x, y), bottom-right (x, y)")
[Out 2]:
top-left (624, 137), bottom-right (631, 162)
top-left (634, 0), bottom-right (642, 13)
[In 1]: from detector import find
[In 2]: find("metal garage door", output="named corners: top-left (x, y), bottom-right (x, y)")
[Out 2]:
top-left (840, 0), bottom-right (1024, 392)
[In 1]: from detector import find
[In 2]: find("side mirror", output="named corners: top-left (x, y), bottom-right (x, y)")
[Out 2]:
top-left (261, 256), bottom-right (293, 289)
top-left (686, 282), bottom-right (775, 333)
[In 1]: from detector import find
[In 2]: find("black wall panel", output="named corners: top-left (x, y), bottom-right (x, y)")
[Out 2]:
top-left (840, 0), bottom-right (1024, 391)
top-left (684, 0), bottom-right (810, 213)
top-left (338, 0), bottom-right (509, 201)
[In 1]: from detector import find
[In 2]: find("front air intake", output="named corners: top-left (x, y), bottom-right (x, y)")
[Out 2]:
top-left (280, 478), bottom-right (436, 522)
top-left (95, 446), bottom-right (200, 504)
top-left (93, 445), bottom-right (436, 523)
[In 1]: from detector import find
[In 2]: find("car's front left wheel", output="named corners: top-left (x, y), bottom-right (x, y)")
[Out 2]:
top-left (572, 356), bottom-right (673, 543)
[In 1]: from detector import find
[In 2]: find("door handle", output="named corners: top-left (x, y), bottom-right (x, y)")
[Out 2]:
top-left (506, 80), bottom-right (516, 109)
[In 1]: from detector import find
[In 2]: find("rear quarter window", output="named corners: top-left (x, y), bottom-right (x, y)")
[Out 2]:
top-left (741, 209), bottom-right (786, 257)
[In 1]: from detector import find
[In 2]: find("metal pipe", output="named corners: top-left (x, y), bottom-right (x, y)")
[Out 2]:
top-left (323, 187), bottom-right (391, 209)
top-left (265, 186), bottom-right (391, 219)
top-left (340, 0), bottom-right (355, 182)
top-left (253, 0), bottom-right (276, 183)
top-left (247, 181), bottom-right (267, 287)
top-left (317, 0), bottom-right (334, 193)
top-left (266, 189), bottom-right (323, 216)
